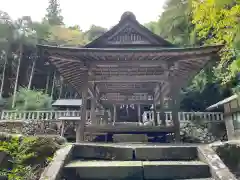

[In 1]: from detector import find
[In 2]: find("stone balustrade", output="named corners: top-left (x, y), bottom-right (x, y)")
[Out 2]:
top-left (142, 111), bottom-right (224, 126)
top-left (0, 110), bottom-right (89, 121)
top-left (0, 110), bottom-right (225, 140)
top-left (0, 110), bottom-right (224, 124)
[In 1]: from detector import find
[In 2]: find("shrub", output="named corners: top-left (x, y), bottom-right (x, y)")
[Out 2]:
top-left (6, 88), bottom-right (53, 111)
top-left (0, 133), bottom-right (65, 180)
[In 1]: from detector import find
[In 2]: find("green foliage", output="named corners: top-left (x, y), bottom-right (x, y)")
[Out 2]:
top-left (45, 0), bottom-right (64, 26)
top-left (6, 88), bottom-right (52, 110)
top-left (84, 25), bottom-right (107, 42)
top-left (31, 22), bottom-right (51, 41)
top-left (0, 133), bottom-right (64, 180)
top-left (0, 6), bottom-right (107, 99)
top-left (144, 0), bottom-right (231, 110)
top-left (47, 25), bottom-right (86, 46)
top-left (192, 0), bottom-right (240, 83)
top-left (0, 11), bottom-right (14, 49)
top-left (145, 0), bottom-right (193, 46)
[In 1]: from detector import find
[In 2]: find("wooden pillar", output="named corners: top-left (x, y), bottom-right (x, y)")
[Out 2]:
top-left (170, 93), bottom-right (181, 142)
top-left (76, 73), bottom-right (88, 143)
top-left (138, 104), bottom-right (141, 123)
top-left (159, 91), bottom-right (166, 126)
top-left (50, 71), bottom-right (56, 99)
top-left (153, 100), bottom-right (158, 126)
top-left (109, 109), bottom-right (112, 123)
top-left (103, 109), bottom-right (108, 124)
top-left (58, 77), bottom-right (63, 99)
top-left (45, 71), bottom-right (50, 94)
top-left (113, 104), bottom-right (116, 124)
top-left (90, 96), bottom-right (96, 124)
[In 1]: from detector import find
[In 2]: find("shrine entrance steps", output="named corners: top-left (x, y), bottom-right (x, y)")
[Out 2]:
top-left (62, 143), bottom-right (215, 180)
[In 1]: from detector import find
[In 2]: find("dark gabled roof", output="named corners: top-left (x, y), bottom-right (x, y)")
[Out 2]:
top-left (37, 12), bottom-right (224, 103)
top-left (38, 44), bottom-right (222, 54)
top-left (85, 11), bottom-right (175, 48)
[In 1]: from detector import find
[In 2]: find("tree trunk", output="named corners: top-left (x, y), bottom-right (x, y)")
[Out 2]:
top-left (27, 58), bottom-right (36, 90)
top-left (0, 50), bottom-right (8, 97)
top-left (12, 43), bottom-right (23, 108)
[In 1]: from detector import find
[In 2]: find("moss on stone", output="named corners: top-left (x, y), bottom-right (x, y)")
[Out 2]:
top-left (214, 143), bottom-right (240, 177)
top-left (0, 133), bottom-right (66, 180)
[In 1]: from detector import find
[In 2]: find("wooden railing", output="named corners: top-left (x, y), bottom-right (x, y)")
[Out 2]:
top-left (142, 111), bottom-right (224, 126)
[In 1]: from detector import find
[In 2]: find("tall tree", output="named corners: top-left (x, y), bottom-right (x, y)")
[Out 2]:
top-left (0, 11), bottom-right (14, 97)
top-left (12, 16), bottom-right (37, 108)
top-left (144, 0), bottom-right (231, 110)
top-left (47, 25), bottom-right (85, 46)
top-left (84, 25), bottom-right (107, 42)
top-left (145, 0), bottom-right (193, 46)
top-left (45, 0), bottom-right (64, 25)
top-left (192, 0), bottom-right (240, 84)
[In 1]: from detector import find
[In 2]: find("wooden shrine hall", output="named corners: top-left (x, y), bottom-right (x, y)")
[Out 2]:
top-left (38, 12), bottom-right (222, 143)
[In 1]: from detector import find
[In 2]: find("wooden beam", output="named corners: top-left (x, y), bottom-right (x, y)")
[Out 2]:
top-left (99, 89), bottom-right (153, 94)
top-left (89, 56), bottom-right (209, 67)
top-left (88, 83), bottom-right (101, 103)
top-left (56, 66), bottom-right (86, 74)
top-left (44, 45), bottom-right (220, 56)
top-left (91, 60), bottom-right (170, 68)
top-left (89, 75), bottom-right (169, 83)
top-left (49, 55), bottom-right (82, 63)
top-left (154, 83), bottom-right (161, 102)
top-left (60, 70), bottom-right (85, 78)
top-left (100, 99), bottom-right (154, 105)
top-left (63, 76), bottom-right (83, 85)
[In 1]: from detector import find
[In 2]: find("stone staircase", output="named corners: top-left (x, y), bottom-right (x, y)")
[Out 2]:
top-left (61, 144), bottom-right (215, 180)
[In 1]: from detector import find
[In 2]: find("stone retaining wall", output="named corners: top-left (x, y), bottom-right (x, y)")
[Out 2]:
top-left (197, 145), bottom-right (237, 180)
top-left (39, 144), bottom-right (74, 180)
top-left (0, 120), bottom-right (61, 136)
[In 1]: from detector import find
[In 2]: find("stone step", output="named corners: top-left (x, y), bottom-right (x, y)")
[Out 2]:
top-left (113, 134), bottom-right (148, 143)
top-left (143, 161), bottom-right (211, 179)
top-left (72, 143), bottom-right (134, 160)
top-left (64, 160), bottom-right (143, 179)
top-left (72, 143), bottom-right (199, 161)
top-left (179, 179), bottom-right (214, 180)
top-left (135, 145), bottom-right (198, 160)
top-left (64, 160), bottom-right (211, 180)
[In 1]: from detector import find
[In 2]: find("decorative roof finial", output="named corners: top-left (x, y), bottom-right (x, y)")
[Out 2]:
top-left (120, 11), bottom-right (136, 21)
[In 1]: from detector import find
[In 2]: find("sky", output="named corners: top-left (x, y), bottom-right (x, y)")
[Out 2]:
top-left (0, 0), bottom-right (166, 30)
